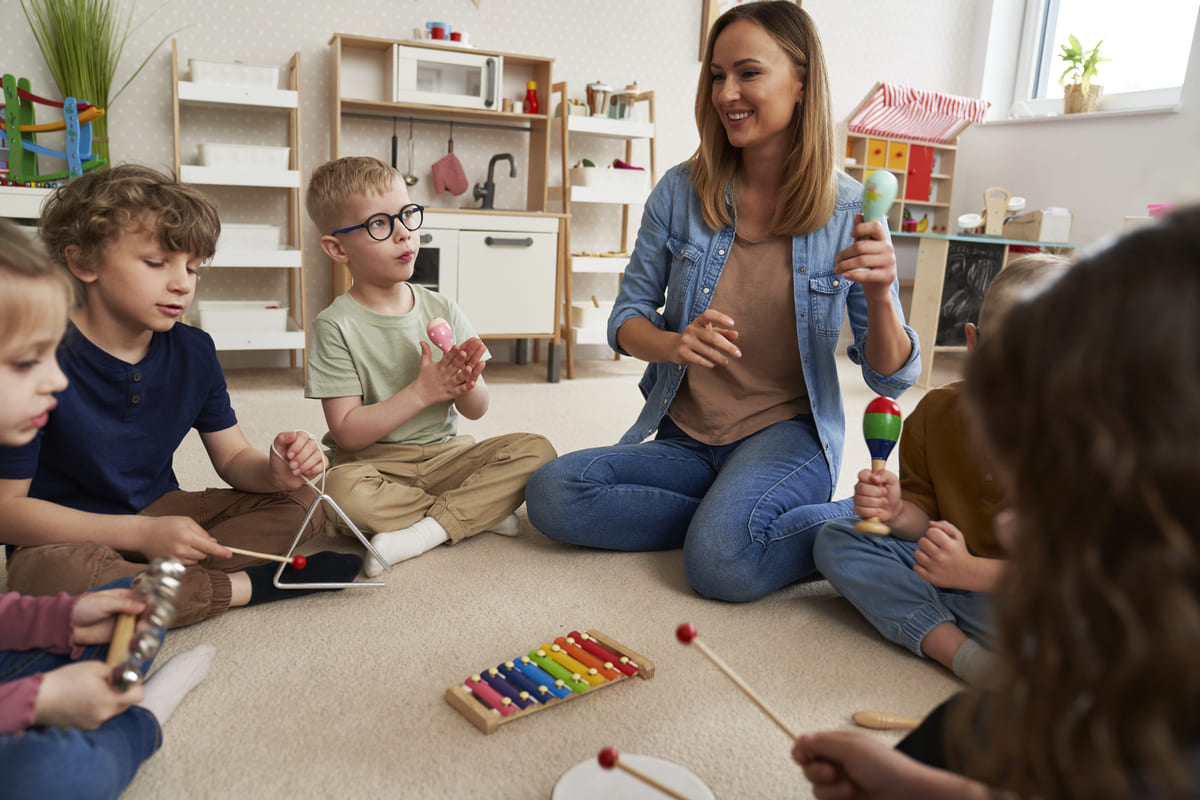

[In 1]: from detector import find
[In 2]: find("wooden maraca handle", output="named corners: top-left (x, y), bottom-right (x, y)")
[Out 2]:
top-left (852, 710), bottom-right (922, 730)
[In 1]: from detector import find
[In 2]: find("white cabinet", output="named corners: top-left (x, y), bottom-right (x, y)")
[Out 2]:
top-left (418, 211), bottom-right (560, 338)
top-left (458, 229), bottom-right (557, 335)
top-left (170, 39), bottom-right (307, 365)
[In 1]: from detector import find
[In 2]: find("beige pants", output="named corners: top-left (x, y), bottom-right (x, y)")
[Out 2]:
top-left (7, 487), bottom-right (324, 627)
top-left (324, 433), bottom-right (556, 543)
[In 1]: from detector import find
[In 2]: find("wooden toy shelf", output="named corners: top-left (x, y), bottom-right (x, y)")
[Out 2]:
top-left (843, 132), bottom-right (958, 236)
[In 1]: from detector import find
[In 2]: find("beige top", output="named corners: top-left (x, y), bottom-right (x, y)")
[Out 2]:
top-left (669, 233), bottom-right (810, 445)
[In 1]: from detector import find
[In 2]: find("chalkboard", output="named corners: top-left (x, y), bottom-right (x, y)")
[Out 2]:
top-left (935, 239), bottom-right (1005, 346)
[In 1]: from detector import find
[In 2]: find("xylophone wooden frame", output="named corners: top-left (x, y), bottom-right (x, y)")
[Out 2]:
top-left (445, 629), bottom-right (655, 734)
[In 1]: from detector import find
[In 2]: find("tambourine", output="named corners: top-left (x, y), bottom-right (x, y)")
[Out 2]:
top-left (105, 558), bottom-right (186, 690)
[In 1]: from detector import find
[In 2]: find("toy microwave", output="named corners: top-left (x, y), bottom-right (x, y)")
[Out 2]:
top-left (394, 43), bottom-right (501, 111)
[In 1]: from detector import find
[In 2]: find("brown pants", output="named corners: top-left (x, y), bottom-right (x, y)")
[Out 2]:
top-left (325, 433), bottom-right (556, 543)
top-left (6, 487), bottom-right (324, 627)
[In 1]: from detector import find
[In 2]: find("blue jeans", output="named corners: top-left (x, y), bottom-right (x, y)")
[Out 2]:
top-left (526, 415), bottom-right (854, 601)
top-left (0, 578), bottom-right (162, 800)
top-left (813, 520), bottom-right (993, 656)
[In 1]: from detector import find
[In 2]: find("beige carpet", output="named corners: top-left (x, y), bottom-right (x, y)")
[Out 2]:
top-left (8, 350), bottom-right (967, 799)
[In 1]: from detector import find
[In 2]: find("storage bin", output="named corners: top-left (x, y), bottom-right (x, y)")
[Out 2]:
top-left (571, 300), bottom-right (614, 329)
top-left (218, 223), bottom-right (281, 250)
top-left (1001, 208), bottom-right (1073, 243)
top-left (568, 166), bottom-right (649, 192)
top-left (190, 58), bottom-right (279, 88)
top-left (199, 143), bottom-right (291, 171)
top-left (195, 300), bottom-right (288, 332)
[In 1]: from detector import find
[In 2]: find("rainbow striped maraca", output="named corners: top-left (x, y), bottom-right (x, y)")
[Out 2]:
top-left (855, 396), bottom-right (902, 535)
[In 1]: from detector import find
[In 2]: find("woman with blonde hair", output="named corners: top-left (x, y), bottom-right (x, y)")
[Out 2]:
top-left (527, 1), bottom-right (919, 601)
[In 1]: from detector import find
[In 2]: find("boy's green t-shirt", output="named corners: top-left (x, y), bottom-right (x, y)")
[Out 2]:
top-left (305, 284), bottom-right (485, 448)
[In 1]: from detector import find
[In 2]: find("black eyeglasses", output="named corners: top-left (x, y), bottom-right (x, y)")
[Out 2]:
top-left (331, 204), bottom-right (424, 240)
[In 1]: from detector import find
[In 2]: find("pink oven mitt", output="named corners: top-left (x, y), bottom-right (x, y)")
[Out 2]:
top-left (431, 142), bottom-right (468, 196)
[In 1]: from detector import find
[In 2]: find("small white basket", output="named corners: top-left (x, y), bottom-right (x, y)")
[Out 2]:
top-left (569, 166), bottom-right (649, 191)
top-left (189, 58), bottom-right (280, 88)
top-left (199, 143), bottom-right (291, 171)
top-left (570, 300), bottom-right (614, 329)
top-left (195, 300), bottom-right (288, 332)
top-left (218, 223), bottom-right (281, 250)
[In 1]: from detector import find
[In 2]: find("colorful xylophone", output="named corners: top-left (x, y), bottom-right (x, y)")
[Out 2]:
top-left (445, 629), bottom-right (655, 734)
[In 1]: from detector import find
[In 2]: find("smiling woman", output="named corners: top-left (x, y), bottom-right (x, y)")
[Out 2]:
top-left (525, 0), bottom-right (920, 604)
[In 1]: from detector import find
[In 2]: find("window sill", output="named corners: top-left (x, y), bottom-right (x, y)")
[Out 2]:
top-left (984, 104), bottom-right (1181, 126)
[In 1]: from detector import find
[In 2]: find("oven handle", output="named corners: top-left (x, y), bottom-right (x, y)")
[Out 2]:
top-left (484, 236), bottom-right (534, 248)
top-left (485, 58), bottom-right (497, 108)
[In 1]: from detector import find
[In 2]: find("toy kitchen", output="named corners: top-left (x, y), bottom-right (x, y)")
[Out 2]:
top-left (330, 33), bottom-right (566, 380)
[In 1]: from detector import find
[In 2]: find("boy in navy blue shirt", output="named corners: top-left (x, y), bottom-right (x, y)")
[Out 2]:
top-left (0, 165), bottom-right (361, 625)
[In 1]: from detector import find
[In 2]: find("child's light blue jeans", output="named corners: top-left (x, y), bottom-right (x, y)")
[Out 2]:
top-left (813, 520), bottom-right (993, 656)
top-left (526, 415), bottom-right (854, 602)
top-left (0, 578), bottom-right (162, 800)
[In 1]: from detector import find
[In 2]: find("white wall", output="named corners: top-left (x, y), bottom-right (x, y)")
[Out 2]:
top-left (4, 0), bottom-right (1195, 330)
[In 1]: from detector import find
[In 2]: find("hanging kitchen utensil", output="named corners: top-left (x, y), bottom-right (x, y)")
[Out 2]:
top-left (403, 118), bottom-right (419, 186)
top-left (391, 118), bottom-right (398, 169)
top-left (431, 122), bottom-right (468, 196)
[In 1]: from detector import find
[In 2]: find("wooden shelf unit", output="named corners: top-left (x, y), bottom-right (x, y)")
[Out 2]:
top-left (552, 82), bottom-right (657, 379)
top-left (843, 132), bottom-right (957, 236)
top-left (170, 39), bottom-right (307, 365)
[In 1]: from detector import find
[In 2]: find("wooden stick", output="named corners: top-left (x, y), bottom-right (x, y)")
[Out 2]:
top-left (599, 748), bottom-right (691, 800)
top-left (106, 613), bottom-right (136, 667)
top-left (676, 623), bottom-right (797, 741)
top-left (852, 710), bottom-right (922, 730)
top-left (224, 545), bottom-right (296, 566)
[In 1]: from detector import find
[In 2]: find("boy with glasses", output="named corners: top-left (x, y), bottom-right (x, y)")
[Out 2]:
top-left (304, 157), bottom-right (555, 574)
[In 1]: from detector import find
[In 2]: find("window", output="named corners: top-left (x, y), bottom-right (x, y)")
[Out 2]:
top-left (1012, 0), bottom-right (1198, 115)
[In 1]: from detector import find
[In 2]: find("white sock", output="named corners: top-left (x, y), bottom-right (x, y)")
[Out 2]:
top-left (137, 644), bottom-right (215, 725)
top-left (364, 517), bottom-right (450, 577)
top-left (951, 638), bottom-right (996, 687)
top-left (485, 513), bottom-right (521, 537)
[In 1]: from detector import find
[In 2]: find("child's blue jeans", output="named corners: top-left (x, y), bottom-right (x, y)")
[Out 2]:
top-left (813, 520), bottom-right (993, 656)
top-left (0, 578), bottom-right (162, 800)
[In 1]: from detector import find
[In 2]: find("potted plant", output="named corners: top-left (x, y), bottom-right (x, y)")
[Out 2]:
top-left (20, 0), bottom-right (178, 166)
top-left (1058, 34), bottom-right (1110, 114)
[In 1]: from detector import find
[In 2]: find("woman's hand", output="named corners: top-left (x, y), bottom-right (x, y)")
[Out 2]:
top-left (70, 589), bottom-right (145, 645)
top-left (674, 308), bottom-right (741, 368)
top-left (835, 216), bottom-right (897, 301)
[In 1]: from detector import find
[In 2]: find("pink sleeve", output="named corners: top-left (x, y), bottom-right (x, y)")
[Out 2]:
top-left (0, 592), bottom-right (77, 654)
top-left (0, 675), bottom-right (44, 733)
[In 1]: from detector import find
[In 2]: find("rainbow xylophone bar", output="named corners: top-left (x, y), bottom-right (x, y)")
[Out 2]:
top-left (445, 629), bottom-right (655, 734)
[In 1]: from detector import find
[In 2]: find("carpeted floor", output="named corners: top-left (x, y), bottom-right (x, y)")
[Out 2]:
top-left (7, 349), bottom-right (968, 799)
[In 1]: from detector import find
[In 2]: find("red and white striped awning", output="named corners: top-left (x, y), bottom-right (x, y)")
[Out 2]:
top-left (847, 83), bottom-right (989, 144)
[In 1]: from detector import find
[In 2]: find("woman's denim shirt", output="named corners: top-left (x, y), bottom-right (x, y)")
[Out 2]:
top-left (608, 162), bottom-right (921, 490)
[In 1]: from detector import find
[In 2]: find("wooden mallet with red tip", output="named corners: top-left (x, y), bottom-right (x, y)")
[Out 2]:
top-left (675, 622), bottom-right (798, 741)
top-left (598, 747), bottom-right (692, 800)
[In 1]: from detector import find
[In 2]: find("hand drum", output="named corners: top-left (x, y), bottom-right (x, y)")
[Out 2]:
top-left (427, 317), bottom-right (454, 353)
top-left (861, 170), bottom-right (898, 224)
top-left (855, 396), bottom-right (902, 535)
